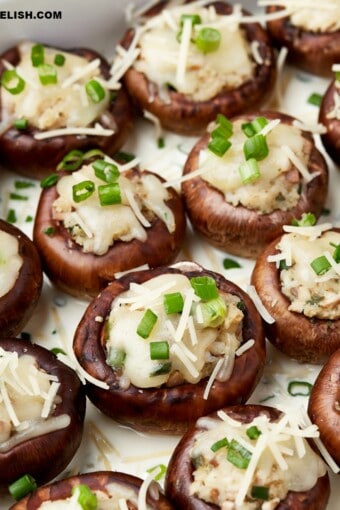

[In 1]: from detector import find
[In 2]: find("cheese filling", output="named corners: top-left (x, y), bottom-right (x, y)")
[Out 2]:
top-left (0, 349), bottom-right (66, 452)
top-left (190, 411), bottom-right (326, 509)
top-left (52, 163), bottom-right (175, 255)
top-left (0, 231), bottom-right (22, 298)
top-left (105, 273), bottom-right (244, 389)
top-left (199, 120), bottom-right (309, 214)
top-left (272, 228), bottom-right (340, 319)
top-left (131, 4), bottom-right (255, 101)
top-left (1, 41), bottom-right (111, 130)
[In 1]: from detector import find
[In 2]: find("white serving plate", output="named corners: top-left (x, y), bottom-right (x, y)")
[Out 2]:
top-left (0, 0), bottom-right (339, 508)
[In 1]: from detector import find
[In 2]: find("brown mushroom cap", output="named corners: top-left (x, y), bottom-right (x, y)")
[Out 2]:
top-left (250, 228), bottom-right (340, 364)
top-left (0, 338), bottom-right (86, 488)
top-left (0, 44), bottom-right (133, 180)
top-left (265, 6), bottom-right (340, 77)
top-left (319, 79), bottom-right (340, 166)
top-left (73, 264), bottom-right (266, 434)
top-left (181, 111), bottom-right (328, 259)
top-left (33, 166), bottom-right (186, 299)
top-left (121, 1), bottom-right (276, 136)
top-left (165, 404), bottom-right (330, 510)
top-left (308, 348), bottom-right (340, 466)
top-left (8, 471), bottom-right (175, 509)
top-left (0, 220), bottom-right (43, 338)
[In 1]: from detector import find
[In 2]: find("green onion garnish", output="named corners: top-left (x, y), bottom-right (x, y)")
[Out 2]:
top-left (54, 53), bottom-right (65, 66)
top-left (243, 134), bottom-right (269, 161)
top-left (38, 63), bottom-right (57, 85)
top-left (50, 347), bottom-right (67, 356)
top-left (150, 361), bottom-right (172, 376)
top-left (239, 158), bottom-right (261, 184)
top-left (211, 437), bottom-right (229, 452)
top-left (198, 296), bottom-right (227, 327)
top-left (291, 212), bottom-right (316, 227)
top-left (251, 485), bottom-right (269, 500)
top-left (40, 173), bottom-right (58, 188)
top-left (190, 276), bottom-right (219, 301)
top-left (25, 215), bottom-right (33, 222)
top-left (6, 209), bottom-right (17, 223)
top-left (14, 180), bottom-right (35, 189)
top-left (150, 341), bottom-right (170, 360)
top-left (307, 92), bottom-right (322, 106)
top-left (98, 183), bottom-right (121, 206)
top-left (195, 27), bottom-right (221, 53)
top-left (330, 242), bottom-right (340, 263)
top-left (246, 425), bottom-right (262, 440)
top-left (287, 380), bottom-right (313, 397)
top-left (137, 309), bottom-right (158, 339)
top-left (241, 116), bottom-right (268, 137)
top-left (223, 258), bottom-right (241, 269)
top-left (107, 347), bottom-right (126, 368)
top-left (44, 226), bottom-right (55, 236)
top-left (180, 13), bottom-right (202, 27)
top-left (1, 69), bottom-right (25, 94)
top-left (13, 118), bottom-right (28, 130)
top-left (208, 135), bottom-right (231, 157)
top-left (147, 463), bottom-right (167, 481)
top-left (72, 484), bottom-right (98, 510)
top-left (31, 43), bottom-right (44, 67)
top-left (92, 159), bottom-right (119, 183)
top-left (114, 151), bottom-right (136, 163)
top-left (310, 255), bottom-right (331, 275)
top-left (163, 292), bottom-right (184, 314)
top-left (85, 79), bottom-right (106, 103)
top-left (9, 192), bottom-right (28, 201)
top-left (8, 474), bottom-right (37, 501)
top-left (227, 439), bottom-right (252, 469)
top-left (72, 180), bottom-right (95, 203)
top-left (208, 115), bottom-right (233, 157)
top-left (157, 137), bottom-right (165, 149)
top-left (57, 149), bottom-right (85, 172)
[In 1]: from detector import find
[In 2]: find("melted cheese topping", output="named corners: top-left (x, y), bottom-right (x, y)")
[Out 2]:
top-left (199, 120), bottom-right (308, 214)
top-left (106, 273), bottom-right (244, 389)
top-left (1, 41), bottom-right (110, 130)
top-left (52, 163), bottom-right (175, 255)
top-left (190, 411), bottom-right (326, 509)
top-left (274, 229), bottom-right (340, 319)
top-left (132, 4), bottom-right (254, 101)
top-left (0, 231), bottom-right (22, 298)
top-left (0, 349), bottom-right (62, 448)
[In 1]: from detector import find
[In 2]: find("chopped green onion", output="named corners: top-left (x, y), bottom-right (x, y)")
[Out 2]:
top-left (114, 150), bottom-right (136, 163)
top-left (227, 439), bottom-right (252, 469)
top-left (6, 209), bottom-right (17, 223)
top-left (251, 486), bottom-right (269, 501)
top-left (147, 463), bottom-right (167, 481)
top-left (25, 215), bottom-right (33, 223)
top-left (198, 296), bottom-right (227, 328)
top-left (246, 425), bottom-right (262, 440)
top-left (216, 114), bottom-right (233, 137)
top-left (195, 27), bottom-right (221, 53)
top-left (107, 347), bottom-right (126, 368)
top-left (241, 116), bottom-right (268, 137)
top-left (44, 226), bottom-right (55, 236)
top-left (243, 134), bottom-right (269, 161)
top-left (98, 183), bottom-right (121, 206)
top-left (54, 53), bottom-right (65, 66)
top-left (40, 173), bottom-right (58, 188)
top-left (211, 437), bottom-right (229, 452)
top-left (150, 361), bottom-right (172, 376)
top-left (310, 255), bottom-right (331, 275)
top-left (157, 137), bottom-right (165, 149)
top-left (150, 341), bottom-right (170, 360)
top-left (8, 474), bottom-right (37, 501)
top-left (287, 380), bottom-right (313, 397)
top-left (137, 309), bottom-right (158, 339)
top-left (57, 149), bottom-right (85, 172)
top-left (14, 180), bottom-right (35, 189)
top-left (330, 242), bottom-right (340, 263)
top-left (208, 135), bottom-right (231, 157)
top-left (13, 118), bottom-right (28, 130)
top-left (190, 276), bottom-right (219, 301)
top-left (223, 258), bottom-right (241, 269)
top-left (163, 292), bottom-right (184, 314)
top-left (1, 69), bottom-right (25, 94)
top-left (9, 192), bottom-right (28, 201)
top-left (72, 484), bottom-right (98, 510)
top-left (85, 79), bottom-right (106, 103)
top-left (38, 64), bottom-right (57, 85)
top-left (180, 13), bottom-right (202, 27)
top-left (92, 159), bottom-right (119, 183)
top-left (51, 347), bottom-right (67, 356)
top-left (72, 180), bottom-right (95, 203)
top-left (307, 92), bottom-right (322, 106)
top-left (83, 149), bottom-right (105, 161)
top-left (291, 212), bottom-right (316, 227)
top-left (239, 158), bottom-right (261, 184)
top-left (31, 43), bottom-right (44, 67)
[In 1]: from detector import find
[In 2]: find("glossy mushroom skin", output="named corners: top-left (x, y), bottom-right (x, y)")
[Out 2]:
top-left (0, 338), bottom-right (86, 489)
top-left (0, 220), bottom-right (43, 338)
top-left (165, 404), bottom-right (330, 510)
top-left (250, 228), bottom-right (340, 364)
top-left (181, 111), bottom-right (328, 258)
top-left (9, 471), bottom-right (174, 510)
top-left (319, 79), bottom-right (340, 165)
top-left (308, 348), bottom-right (340, 466)
top-left (265, 6), bottom-right (340, 77)
top-left (0, 45), bottom-right (133, 180)
top-left (121, 1), bottom-right (276, 136)
top-left (33, 167), bottom-right (186, 299)
top-left (73, 264), bottom-right (266, 434)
